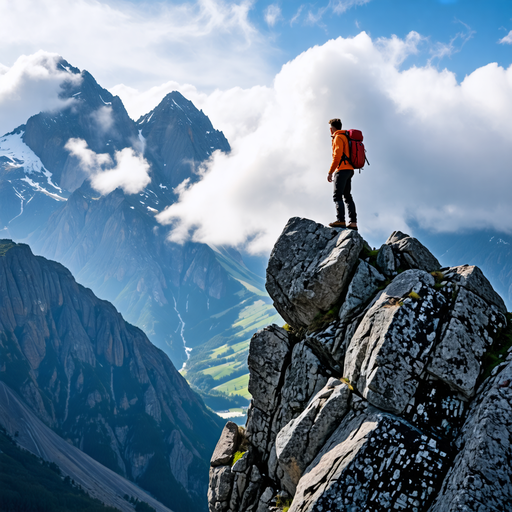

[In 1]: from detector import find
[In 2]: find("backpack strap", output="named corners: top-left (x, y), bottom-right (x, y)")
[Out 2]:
top-left (338, 131), bottom-right (351, 167)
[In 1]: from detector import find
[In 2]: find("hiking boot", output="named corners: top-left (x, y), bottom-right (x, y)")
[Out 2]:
top-left (329, 221), bottom-right (346, 228)
top-left (347, 222), bottom-right (358, 230)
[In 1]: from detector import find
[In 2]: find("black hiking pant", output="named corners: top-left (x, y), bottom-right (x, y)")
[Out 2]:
top-left (333, 169), bottom-right (357, 223)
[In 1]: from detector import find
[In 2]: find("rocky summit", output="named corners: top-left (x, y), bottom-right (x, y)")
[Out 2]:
top-left (207, 217), bottom-right (512, 512)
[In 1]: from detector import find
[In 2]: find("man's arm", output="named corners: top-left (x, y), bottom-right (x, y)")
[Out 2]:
top-left (328, 133), bottom-right (342, 181)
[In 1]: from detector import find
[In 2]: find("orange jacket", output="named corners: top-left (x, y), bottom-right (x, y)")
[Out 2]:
top-left (329, 130), bottom-right (353, 174)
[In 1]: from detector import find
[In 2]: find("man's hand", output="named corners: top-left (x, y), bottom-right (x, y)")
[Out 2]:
top-left (327, 173), bottom-right (333, 183)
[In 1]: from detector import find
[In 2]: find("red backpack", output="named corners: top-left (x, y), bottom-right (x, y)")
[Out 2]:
top-left (340, 129), bottom-right (369, 172)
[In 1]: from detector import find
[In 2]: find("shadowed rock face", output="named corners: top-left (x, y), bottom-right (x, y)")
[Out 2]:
top-left (208, 218), bottom-right (511, 512)
top-left (0, 240), bottom-right (223, 512)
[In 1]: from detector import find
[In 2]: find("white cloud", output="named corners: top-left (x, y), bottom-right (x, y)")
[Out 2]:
top-left (264, 4), bottom-right (282, 27)
top-left (0, 0), bottom-right (274, 95)
top-left (0, 51), bottom-right (81, 135)
top-left (65, 138), bottom-right (151, 195)
top-left (499, 30), bottom-right (512, 44)
top-left (90, 106), bottom-right (114, 135)
top-left (331, 0), bottom-right (371, 15)
top-left (156, 32), bottom-right (512, 253)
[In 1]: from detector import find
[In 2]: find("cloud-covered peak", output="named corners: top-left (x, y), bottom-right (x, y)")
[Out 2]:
top-left (0, 51), bottom-right (82, 136)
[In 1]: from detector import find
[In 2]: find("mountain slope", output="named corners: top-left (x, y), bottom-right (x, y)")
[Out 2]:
top-left (0, 239), bottom-right (223, 512)
top-left (0, 387), bottom-right (170, 512)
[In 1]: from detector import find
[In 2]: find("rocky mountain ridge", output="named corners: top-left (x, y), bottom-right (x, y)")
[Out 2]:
top-left (0, 56), bottom-right (270, 382)
top-left (0, 239), bottom-right (223, 511)
top-left (208, 218), bottom-right (512, 512)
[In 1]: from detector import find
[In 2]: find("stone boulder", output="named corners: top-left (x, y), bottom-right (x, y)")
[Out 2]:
top-left (275, 378), bottom-right (351, 494)
top-left (211, 422), bottom-right (240, 467)
top-left (248, 325), bottom-right (290, 416)
top-left (385, 231), bottom-right (441, 272)
top-left (266, 217), bottom-right (363, 328)
top-left (444, 264), bottom-right (507, 315)
top-left (344, 269), bottom-right (445, 414)
top-left (290, 403), bottom-right (450, 512)
top-left (427, 284), bottom-right (506, 398)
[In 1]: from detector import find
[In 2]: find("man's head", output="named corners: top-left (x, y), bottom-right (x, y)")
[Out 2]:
top-left (329, 118), bottom-right (342, 133)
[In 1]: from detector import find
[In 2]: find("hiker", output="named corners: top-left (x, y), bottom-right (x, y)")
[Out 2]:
top-left (327, 118), bottom-right (357, 230)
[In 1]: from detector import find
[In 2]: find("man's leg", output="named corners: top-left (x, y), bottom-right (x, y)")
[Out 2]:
top-left (333, 171), bottom-right (352, 222)
top-left (342, 170), bottom-right (357, 224)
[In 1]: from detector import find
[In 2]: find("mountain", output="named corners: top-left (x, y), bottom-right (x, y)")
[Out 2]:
top-left (207, 218), bottom-right (512, 512)
top-left (137, 91), bottom-right (230, 190)
top-left (0, 56), bottom-right (275, 396)
top-left (0, 240), bottom-right (223, 512)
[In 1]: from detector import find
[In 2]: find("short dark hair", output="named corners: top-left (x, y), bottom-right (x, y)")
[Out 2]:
top-left (329, 118), bottom-right (342, 130)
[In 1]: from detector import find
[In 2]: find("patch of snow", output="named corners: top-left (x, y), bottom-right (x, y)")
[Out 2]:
top-left (99, 94), bottom-right (112, 105)
top-left (159, 184), bottom-right (168, 189)
top-left (72, 92), bottom-right (81, 96)
top-left (21, 177), bottom-right (66, 201)
top-left (172, 99), bottom-right (192, 123)
top-left (0, 132), bottom-right (62, 192)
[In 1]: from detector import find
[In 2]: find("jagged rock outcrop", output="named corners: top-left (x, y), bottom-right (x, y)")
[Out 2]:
top-left (266, 217), bottom-right (363, 328)
top-left (0, 240), bottom-right (223, 512)
top-left (208, 217), bottom-right (512, 512)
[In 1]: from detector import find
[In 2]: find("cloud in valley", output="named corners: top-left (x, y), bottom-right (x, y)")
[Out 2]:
top-left (65, 138), bottom-right (151, 195)
top-left (0, 51), bottom-right (82, 135)
top-left (156, 32), bottom-right (512, 253)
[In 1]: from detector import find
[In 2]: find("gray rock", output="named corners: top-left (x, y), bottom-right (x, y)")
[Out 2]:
top-left (290, 405), bottom-right (450, 512)
top-left (266, 217), bottom-right (363, 328)
top-left (376, 243), bottom-right (396, 276)
top-left (338, 259), bottom-right (385, 325)
top-left (444, 264), bottom-right (507, 315)
top-left (275, 378), bottom-right (351, 494)
top-left (275, 341), bottom-right (330, 440)
top-left (344, 270), bottom-right (445, 414)
top-left (429, 357), bottom-right (512, 512)
top-left (208, 466), bottom-right (235, 512)
top-left (248, 325), bottom-right (291, 415)
top-left (386, 231), bottom-right (441, 272)
top-left (211, 422), bottom-right (240, 467)
top-left (247, 338), bottom-right (328, 467)
top-left (256, 487), bottom-right (275, 512)
top-left (428, 286), bottom-right (506, 398)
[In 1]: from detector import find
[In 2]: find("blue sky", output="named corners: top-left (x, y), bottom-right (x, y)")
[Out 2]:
top-left (1, 0), bottom-right (512, 251)
top-left (250, 0), bottom-right (511, 81)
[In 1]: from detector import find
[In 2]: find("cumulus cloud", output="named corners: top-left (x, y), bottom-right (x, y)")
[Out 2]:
top-left (65, 138), bottom-right (151, 195)
top-left (499, 30), bottom-right (512, 44)
top-left (0, 51), bottom-right (81, 135)
top-left (156, 32), bottom-right (512, 253)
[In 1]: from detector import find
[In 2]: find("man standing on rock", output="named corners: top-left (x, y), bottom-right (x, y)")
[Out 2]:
top-left (327, 118), bottom-right (357, 230)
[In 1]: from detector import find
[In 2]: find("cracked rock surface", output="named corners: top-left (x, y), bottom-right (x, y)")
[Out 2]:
top-left (208, 218), bottom-right (512, 512)
top-left (266, 217), bottom-right (363, 328)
